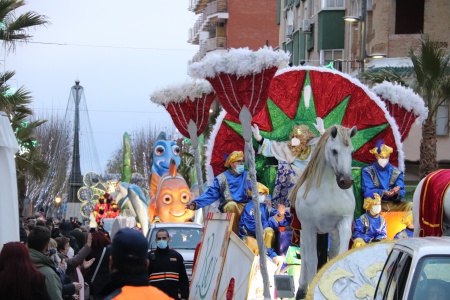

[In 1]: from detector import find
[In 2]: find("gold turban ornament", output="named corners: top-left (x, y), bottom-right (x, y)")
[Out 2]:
top-left (369, 144), bottom-right (393, 158)
top-left (401, 211), bottom-right (413, 226)
top-left (248, 182), bottom-right (270, 197)
top-left (224, 151), bottom-right (244, 167)
top-left (363, 193), bottom-right (382, 211)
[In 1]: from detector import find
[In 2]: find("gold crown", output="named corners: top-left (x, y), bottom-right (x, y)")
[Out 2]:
top-left (369, 144), bottom-right (393, 157)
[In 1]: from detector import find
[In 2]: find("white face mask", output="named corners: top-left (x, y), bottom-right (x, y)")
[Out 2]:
top-left (258, 195), bottom-right (266, 203)
top-left (235, 165), bottom-right (245, 174)
top-left (371, 204), bottom-right (381, 214)
top-left (377, 158), bottom-right (389, 168)
top-left (291, 137), bottom-right (300, 146)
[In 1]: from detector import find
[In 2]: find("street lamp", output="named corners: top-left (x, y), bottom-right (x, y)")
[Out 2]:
top-left (55, 195), bottom-right (62, 205)
top-left (343, 0), bottom-right (367, 73)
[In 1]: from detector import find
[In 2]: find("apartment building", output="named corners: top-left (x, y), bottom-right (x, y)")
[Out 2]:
top-left (188, 0), bottom-right (279, 62)
top-left (276, 0), bottom-right (450, 180)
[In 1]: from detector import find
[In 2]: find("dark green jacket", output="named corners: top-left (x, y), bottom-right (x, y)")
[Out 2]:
top-left (29, 248), bottom-right (63, 300)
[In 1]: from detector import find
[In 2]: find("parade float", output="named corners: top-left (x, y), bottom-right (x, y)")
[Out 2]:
top-left (76, 45), bottom-right (431, 299)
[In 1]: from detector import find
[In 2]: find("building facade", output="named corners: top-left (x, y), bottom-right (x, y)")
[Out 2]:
top-left (188, 0), bottom-right (280, 62)
top-left (277, 0), bottom-right (450, 179)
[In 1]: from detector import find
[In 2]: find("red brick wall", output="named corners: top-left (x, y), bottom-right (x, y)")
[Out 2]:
top-left (227, 0), bottom-right (279, 50)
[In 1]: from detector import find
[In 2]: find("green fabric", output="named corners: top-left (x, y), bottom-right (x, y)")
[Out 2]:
top-left (286, 245), bottom-right (301, 264)
top-left (255, 155), bottom-right (278, 195)
top-left (352, 167), bottom-right (364, 220)
top-left (122, 132), bottom-right (131, 183)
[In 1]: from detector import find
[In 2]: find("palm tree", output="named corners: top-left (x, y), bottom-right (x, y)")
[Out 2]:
top-left (363, 35), bottom-right (450, 178)
top-left (0, 71), bottom-right (49, 214)
top-left (0, 0), bottom-right (48, 214)
top-left (409, 36), bottom-right (450, 178)
top-left (0, 0), bottom-right (48, 51)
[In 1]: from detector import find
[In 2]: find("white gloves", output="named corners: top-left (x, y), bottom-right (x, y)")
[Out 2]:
top-left (313, 117), bottom-right (325, 136)
top-left (272, 255), bottom-right (285, 266)
top-left (251, 124), bottom-right (263, 142)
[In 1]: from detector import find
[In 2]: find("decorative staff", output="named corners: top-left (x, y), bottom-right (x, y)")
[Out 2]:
top-left (150, 80), bottom-right (216, 198)
top-left (188, 46), bottom-right (289, 299)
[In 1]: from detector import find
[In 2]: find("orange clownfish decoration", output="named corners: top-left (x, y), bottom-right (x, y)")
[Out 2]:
top-left (149, 158), bottom-right (195, 222)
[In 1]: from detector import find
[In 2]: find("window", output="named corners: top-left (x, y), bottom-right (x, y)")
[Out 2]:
top-left (436, 104), bottom-right (449, 136)
top-left (310, 0), bottom-right (315, 16)
top-left (395, 0), bottom-right (424, 34)
top-left (375, 249), bottom-right (402, 299)
top-left (320, 49), bottom-right (343, 71)
top-left (386, 253), bottom-right (412, 300)
top-left (321, 0), bottom-right (345, 9)
top-left (409, 256), bottom-right (450, 300)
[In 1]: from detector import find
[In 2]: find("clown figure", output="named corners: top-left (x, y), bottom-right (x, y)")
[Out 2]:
top-left (394, 211), bottom-right (414, 239)
top-left (353, 193), bottom-right (387, 248)
top-left (238, 182), bottom-right (292, 261)
top-left (361, 140), bottom-right (411, 212)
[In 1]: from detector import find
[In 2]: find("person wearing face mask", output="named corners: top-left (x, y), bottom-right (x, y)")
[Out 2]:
top-left (361, 140), bottom-right (411, 212)
top-left (186, 150), bottom-right (251, 235)
top-left (251, 120), bottom-right (323, 209)
top-left (252, 119), bottom-right (329, 268)
top-left (352, 194), bottom-right (387, 248)
top-left (147, 229), bottom-right (189, 300)
top-left (238, 183), bottom-right (292, 262)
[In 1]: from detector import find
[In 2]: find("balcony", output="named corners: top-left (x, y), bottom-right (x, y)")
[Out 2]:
top-left (203, 0), bottom-right (227, 18)
top-left (188, 14), bottom-right (205, 44)
top-left (189, 0), bottom-right (209, 13)
top-left (190, 37), bottom-right (227, 63)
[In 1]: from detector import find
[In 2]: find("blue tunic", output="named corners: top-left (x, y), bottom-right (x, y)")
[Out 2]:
top-left (238, 201), bottom-right (292, 258)
top-left (353, 213), bottom-right (387, 243)
top-left (361, 162), bottom-right (406, 201)
top-left (394, 228), bottom-right (414, 239)
top-left (238, 202), bottom-right (292, 238)
top-left (193, 170), bottom-right (251, 210)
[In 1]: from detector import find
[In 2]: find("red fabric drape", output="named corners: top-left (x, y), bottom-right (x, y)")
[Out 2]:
top-left (419, 169), bottom-right (450, 237)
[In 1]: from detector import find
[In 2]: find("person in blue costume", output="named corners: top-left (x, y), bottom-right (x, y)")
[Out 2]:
top-left (238, 182), bottom-right (292, 261)
top-left (186, 150), bottom-right (250, 235)
top-left (361, 140), bottom-right (411, 212)
top-left (352, 193), bottom-right (387, 248)
top-left (394, 211), bottom-right (414, 239)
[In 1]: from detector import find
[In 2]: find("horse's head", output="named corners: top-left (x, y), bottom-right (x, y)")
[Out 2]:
top-left (325, 125), bottom-right (357, 189)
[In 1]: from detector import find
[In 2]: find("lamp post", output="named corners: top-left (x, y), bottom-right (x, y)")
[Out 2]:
top-left (55, 195), bottom-right (62, 218)
top-left (343, 0), bottom-right (367, 73)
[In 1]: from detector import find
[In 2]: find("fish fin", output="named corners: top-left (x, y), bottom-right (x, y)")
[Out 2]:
top-left (169, 158), bottom-right (177, 177)
top-left (148, 199), bottom-right (156, 222)
top-left (150, 172), bottom-right (160, 198)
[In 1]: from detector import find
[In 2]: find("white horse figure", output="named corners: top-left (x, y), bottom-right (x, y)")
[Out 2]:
top-left (413, 170), bottom-right (450, 237)
top-left (290, 125), bottom-right (357, 299)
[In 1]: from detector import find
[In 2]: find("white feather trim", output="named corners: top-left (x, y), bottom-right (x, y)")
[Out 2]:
top-left (150, 80), bottom-right (214, 105)
top-left (188, 46), bottom-right (290, 79)
top-left (274, 66), bottom-right (406, 172)
top-left (205, 109), bottom-right (228, 185)
top-left (372, 81), bottom-right (428, 123)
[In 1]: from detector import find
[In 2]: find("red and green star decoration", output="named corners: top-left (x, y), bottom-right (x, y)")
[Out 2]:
top-left (208, 68), bottom-right (402, 177)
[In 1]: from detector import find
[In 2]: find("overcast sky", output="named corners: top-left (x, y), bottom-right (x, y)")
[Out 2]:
top-left (6, 1), bottom-right (198, 172)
